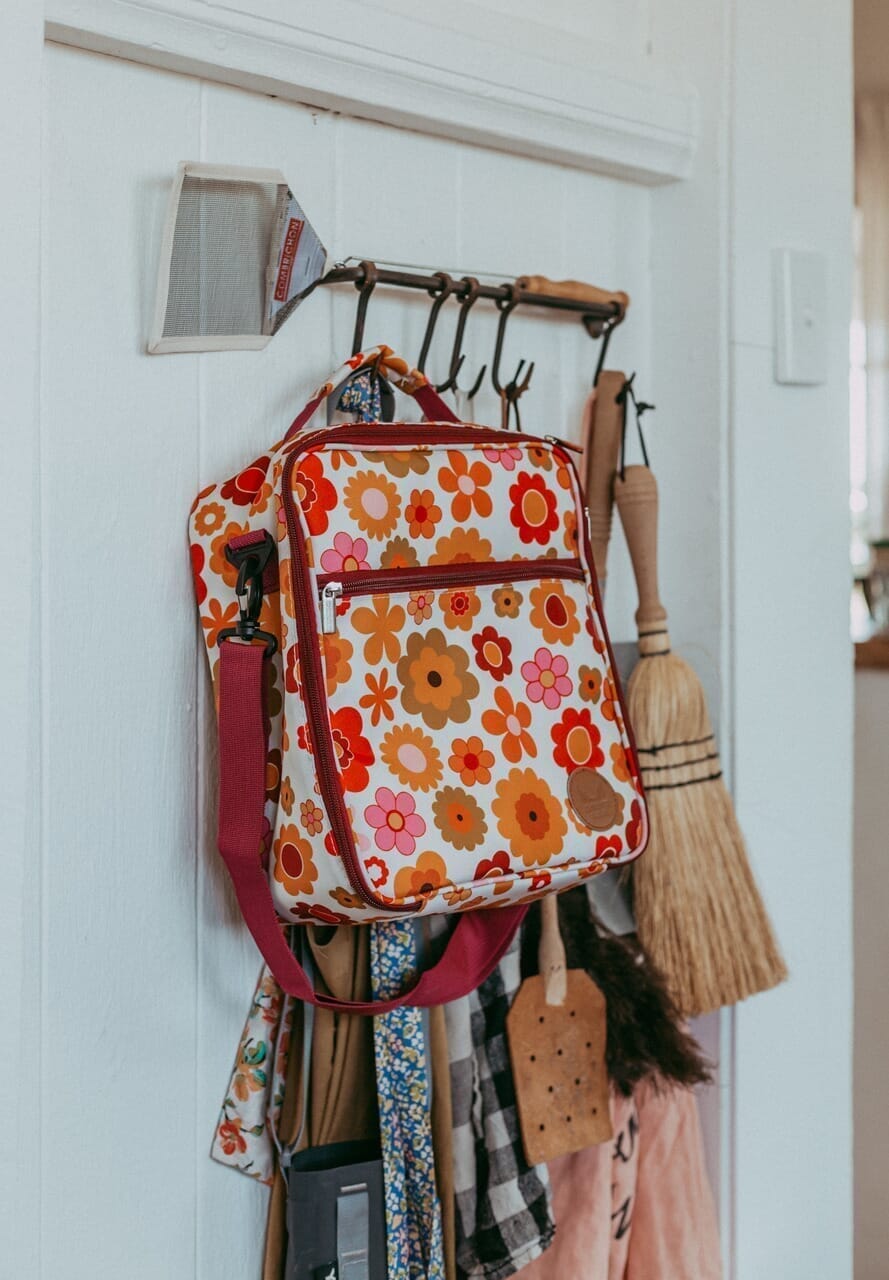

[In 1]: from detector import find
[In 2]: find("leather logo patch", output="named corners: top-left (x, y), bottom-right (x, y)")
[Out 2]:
top-left (567, 768), bottom-right (623, 831)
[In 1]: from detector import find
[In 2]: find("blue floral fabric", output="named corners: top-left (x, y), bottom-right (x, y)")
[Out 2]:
top-left (370, 920), bottom-right (446, 1280)
top-left (336, 368), bottom-right (384, 421)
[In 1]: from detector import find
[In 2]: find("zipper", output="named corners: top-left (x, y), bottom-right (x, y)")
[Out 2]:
top-left (544, 434), bottom-right (581, 454)
top-left (320, 582), bottom-right (345, 635)
top-left (280, 421), bottom-right (575, 912)
top-left (318, 558), bottom-right (584, 634)
top-left (306, 424), bottom-right (533, 450)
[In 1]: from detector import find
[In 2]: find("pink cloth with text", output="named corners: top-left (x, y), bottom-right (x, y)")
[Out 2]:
top-left (517, 1084), bottom-right (721, 1280)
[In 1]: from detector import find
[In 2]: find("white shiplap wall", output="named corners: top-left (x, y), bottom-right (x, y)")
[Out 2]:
top-left (728, 3), bottom-right (853, 1275)
top-left (2, 2), bottom-right (854, 1273)
top-left (34, 42), bottom-right (653, 1279)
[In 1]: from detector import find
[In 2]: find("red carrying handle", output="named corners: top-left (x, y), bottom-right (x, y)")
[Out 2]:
top-left (284, 345), bottom-right (459, 442)
top-left (216, 641), bottom-right (525, 1013)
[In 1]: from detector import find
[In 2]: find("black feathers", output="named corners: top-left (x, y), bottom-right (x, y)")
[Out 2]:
top-left (521, 889), bottom-right (712, 1096)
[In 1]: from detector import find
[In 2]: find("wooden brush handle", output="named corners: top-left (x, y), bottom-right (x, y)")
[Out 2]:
top-left (582, 370), bottom-right (627, 583)
top-left (517, 275), bottom-right (630, 313)
top-left (539, 895), bottom-right (567, 1006)
top-left (614, 464), bottom-right (668, 632)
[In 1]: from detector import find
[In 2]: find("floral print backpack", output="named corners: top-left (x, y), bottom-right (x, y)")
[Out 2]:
top-left (190, 346), bottom-right (648, 1013)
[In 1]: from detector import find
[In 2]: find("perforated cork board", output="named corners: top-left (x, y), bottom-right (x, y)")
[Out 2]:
top-left (507, 969), bottom-right (612, 1166)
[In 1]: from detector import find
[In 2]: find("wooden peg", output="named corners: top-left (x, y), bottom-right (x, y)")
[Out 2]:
top-left (581, 369), bottom-right (627, 584)
top-left (517, 275), bottom-right (630, 313)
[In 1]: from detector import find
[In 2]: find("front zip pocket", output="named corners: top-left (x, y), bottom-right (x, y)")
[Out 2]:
top-left (317, 558), bottom-right (584, 633)
top-left (316, 562), bottom-right (645, 912)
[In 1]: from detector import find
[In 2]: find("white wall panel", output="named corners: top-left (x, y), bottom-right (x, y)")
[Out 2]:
top-left (17, 3), bottom-right (853, 1272)
top-left (1, 6), bottom-right (46, 1278)
top-left (731, 350), bottom-right (853, 1280)
top-left (45, 0), bottom-right (696, 185)
top-left (729, 3), bottom-right (853, 1275)
top-left (370, 0), bottom-right (652, 58)
top-left (40, 47), bottom-right (202, 1279)
top-left (34, 43), bottom-right (658, 1278)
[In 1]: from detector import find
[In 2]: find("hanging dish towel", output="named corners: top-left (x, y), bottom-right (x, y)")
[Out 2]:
top-left (371, 919), bottom-right (446, 1280)
top-left (516, 1083), bottom-right (722, 1280)
top-left (623, 1081), bottom-right (722, 1279)
top-left (212, 924), bottom-right (381, 1190)
top-left (512, 1091), bottom-right (638, 1280)
top-left (444, 933), bottom-right (555, 1280)
top-left (212, 965), bottom-right (292, 1184)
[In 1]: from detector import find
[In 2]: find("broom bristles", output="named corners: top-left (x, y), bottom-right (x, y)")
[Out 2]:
top-left (628, 644), bottom-right (788, 1018)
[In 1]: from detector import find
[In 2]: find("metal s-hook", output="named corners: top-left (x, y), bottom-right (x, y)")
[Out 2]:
top-left (351, 260), bottom-right (378, 356)
top-left (455, 356), bottom-right (487, 402)
top-left (417, 272), bottom-right (456, 375)
top-left (437, 276), bottom-right (486, 396)
top-left (583, 300), bottom-right (624, 387)
top-left (590, 314), bottom-right (616, 387)
top-left (490, 282), bottom-right (522, 395)
top-left (499, 358), bottom-right (535, 432)
top-left (492, 282), bottom-right (536, 426)
top-left (342, 260), bottom-right (396, 421)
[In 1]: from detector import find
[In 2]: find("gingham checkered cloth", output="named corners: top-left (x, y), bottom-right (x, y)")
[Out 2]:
top-left (445, 934), bottom-right (555, 1280)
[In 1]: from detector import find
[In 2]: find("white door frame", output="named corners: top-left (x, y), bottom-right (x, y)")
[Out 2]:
top-left (0, 9), bottom-right (45, 1275)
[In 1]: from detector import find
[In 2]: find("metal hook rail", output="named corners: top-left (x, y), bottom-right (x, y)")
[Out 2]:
top-left (317, 261), bottom-right (627, 337)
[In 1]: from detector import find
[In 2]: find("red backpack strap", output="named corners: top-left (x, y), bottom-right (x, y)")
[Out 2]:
top-left (284, 345), bottom-right (459, 441)
top-left (216, 640), bottom-right (526, 1013)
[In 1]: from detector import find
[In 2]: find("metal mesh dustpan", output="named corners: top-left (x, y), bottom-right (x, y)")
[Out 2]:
top-left (149, 162), bottom-right (328, 354)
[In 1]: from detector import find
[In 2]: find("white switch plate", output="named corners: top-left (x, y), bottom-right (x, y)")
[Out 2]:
top-left (772, 248), bottom-right (827, 385)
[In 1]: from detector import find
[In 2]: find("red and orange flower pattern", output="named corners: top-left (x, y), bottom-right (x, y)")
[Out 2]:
top-left (190, 346), bottom-right (647, 926)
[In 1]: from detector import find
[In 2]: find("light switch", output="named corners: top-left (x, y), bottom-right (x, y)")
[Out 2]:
top-left (772, 248), bottom-right (827, 385)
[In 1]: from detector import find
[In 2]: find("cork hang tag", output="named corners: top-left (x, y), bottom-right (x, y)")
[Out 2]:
top-left (507, 898), bottom-right (612, 1166)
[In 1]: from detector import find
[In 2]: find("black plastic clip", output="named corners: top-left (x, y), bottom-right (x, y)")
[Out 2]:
top-left (218, 532), bottom-right (278, 657)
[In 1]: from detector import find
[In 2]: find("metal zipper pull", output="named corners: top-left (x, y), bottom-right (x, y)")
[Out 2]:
top-left (544, 434), bottom-right (581, 453)
top-left (320, 582), bottom-right (343, 634)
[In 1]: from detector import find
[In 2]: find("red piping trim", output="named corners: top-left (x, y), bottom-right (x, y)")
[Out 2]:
top-left (317, 557), bottom-right (584, 595)
top-left (550, 442), bottom-right (650, 861)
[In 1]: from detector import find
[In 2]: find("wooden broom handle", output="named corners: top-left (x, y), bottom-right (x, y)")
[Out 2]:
top-left (613, 464), bottom-right (668, 631)
top-left (517, 275), bottom-right (630, 313)
top-left (583, 370), bottom-right (627, 582)
top-left (539, 895), bottom-right (567, 1006)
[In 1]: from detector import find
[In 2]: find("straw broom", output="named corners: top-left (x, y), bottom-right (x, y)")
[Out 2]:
top-left (614, 463), bottom-right (787, 1017)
